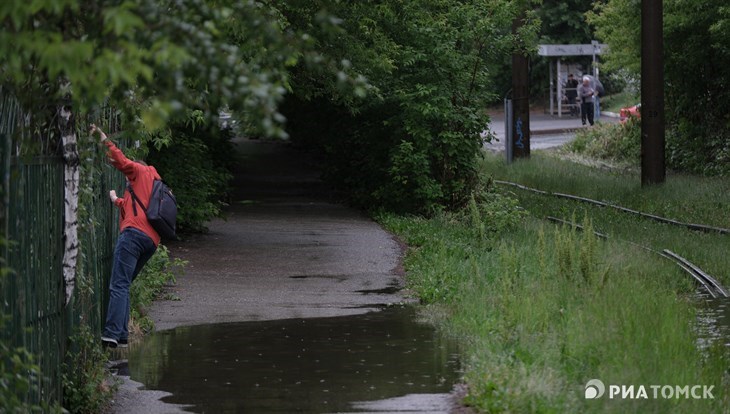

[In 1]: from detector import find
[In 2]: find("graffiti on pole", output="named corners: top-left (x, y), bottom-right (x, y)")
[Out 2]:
top-left (515, 117), bottom-right (525, 149)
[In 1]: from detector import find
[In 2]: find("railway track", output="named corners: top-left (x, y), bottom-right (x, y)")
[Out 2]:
top-left (496, 180), bottom-right (730, 235)
top-left (494, 180), bottom-right (730, 298)
top-left (546, 216), bottom-right (729, 298)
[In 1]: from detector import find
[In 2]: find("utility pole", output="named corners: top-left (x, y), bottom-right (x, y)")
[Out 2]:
top-left (641, 0), bottom-right (665, 184)
top-left (512, 13), bottom-right (530, 158)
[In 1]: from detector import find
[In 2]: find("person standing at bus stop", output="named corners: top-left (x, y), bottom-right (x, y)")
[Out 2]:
top-left (565, 73), bottom-right (579, 117)
top-left (577, 76), bottom-right (596, 126)
top-left (90, 124), bottom-right (160, 348)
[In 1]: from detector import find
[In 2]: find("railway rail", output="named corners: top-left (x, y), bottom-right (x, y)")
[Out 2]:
top-left (496, 180), bottom-right (730, 235)
top-left (495, 180), bottom-right (730, 298)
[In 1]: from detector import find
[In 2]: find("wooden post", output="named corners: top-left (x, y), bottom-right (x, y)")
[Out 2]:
top-left (641, 0), bottom-right (665, 184)
top-left (512, 14), bottom-right (530, 158)
top-left (0, 133), bottom-right (8, 242)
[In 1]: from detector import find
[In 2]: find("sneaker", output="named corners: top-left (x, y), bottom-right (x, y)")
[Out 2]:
top-left (118, 338), bottom-right (128, 348)
top-left (101, 336), bottom-right (118, 348)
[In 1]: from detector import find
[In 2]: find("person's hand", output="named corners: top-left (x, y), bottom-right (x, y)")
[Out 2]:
top-left (109, 190), bottom-right (118, 203)
top-left (90, 124), bottom-right (108, 142)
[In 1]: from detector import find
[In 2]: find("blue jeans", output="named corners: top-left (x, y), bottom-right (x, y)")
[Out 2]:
top-left (103, 228), bottom-right (156, 341)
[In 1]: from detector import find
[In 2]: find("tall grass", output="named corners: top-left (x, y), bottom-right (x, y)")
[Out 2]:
top-left (480, 153), bottom-right (730, 286)
top-left (480, 152), bottom-right (730, 230)
top-left (601, 91), bottom-right (639, 113)
top-left (378, 161), bottom-right (730, 412)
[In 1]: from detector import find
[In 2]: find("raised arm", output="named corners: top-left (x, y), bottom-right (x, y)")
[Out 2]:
top-left (90, 124), bottom-right (140, 180)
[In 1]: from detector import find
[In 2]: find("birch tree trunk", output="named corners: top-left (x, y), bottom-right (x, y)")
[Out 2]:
top-left (59, 106), bottom-right (79, 305)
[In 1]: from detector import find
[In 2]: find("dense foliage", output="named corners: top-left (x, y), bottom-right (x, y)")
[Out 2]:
top-left (1, 0), bottom-right (544, 215)
top-left (146, 114), bottom-right (235, 232)
top-left (528, 0), bottom-right (598, 97)
top-left (588, 1), bottom-right (730, 175)
top-left (0, 0), bottom-right (301, 140)
top-left (538, 0), bottom-right (596, 44)
top-left (281, 1), bottom-right (538, 214)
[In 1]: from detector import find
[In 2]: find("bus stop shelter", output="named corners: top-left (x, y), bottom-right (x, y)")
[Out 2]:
top-left (538, 42), bottom-right (607, 117)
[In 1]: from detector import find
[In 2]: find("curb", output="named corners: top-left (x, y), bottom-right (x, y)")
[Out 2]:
top-left (530, 127), bottom-right (584, 136)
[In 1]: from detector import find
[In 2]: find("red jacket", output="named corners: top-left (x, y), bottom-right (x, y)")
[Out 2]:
top-left (105, 140), bottom-right (162, 246)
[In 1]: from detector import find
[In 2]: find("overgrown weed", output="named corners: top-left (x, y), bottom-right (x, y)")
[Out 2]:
top-left (379, 195), bottom-right (729, 413)
top-left (62, 325), bottom-right (116, 414)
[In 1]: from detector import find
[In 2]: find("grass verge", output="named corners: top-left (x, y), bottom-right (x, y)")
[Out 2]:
top-left (600, 91), bottom-right (639, 114)
top-left (377, 157), bottom-right (730, 413)
top-left (481, 152), bottom-right (730, 233)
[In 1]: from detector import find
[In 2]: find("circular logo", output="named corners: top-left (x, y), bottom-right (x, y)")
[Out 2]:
top-left (585, 379), bottom-right (606, 399)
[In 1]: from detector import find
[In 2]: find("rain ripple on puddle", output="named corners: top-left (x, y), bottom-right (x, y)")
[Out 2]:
top-left (128, 306), bottom-right (462, 413)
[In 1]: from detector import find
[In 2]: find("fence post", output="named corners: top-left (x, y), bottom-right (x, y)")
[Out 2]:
top-left (1, 133), bottom-right (8, 242)
top-left (1, 133), bottom-right (8, 320)
top-left (504, 98), bottom-right (513, 164)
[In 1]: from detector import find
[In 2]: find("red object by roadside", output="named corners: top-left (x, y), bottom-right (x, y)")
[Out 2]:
top-left (620, 103), bottom-right (641, 123)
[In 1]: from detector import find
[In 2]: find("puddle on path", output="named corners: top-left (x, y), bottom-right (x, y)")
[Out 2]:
top-left (127, 306), bottom-right (461, 413)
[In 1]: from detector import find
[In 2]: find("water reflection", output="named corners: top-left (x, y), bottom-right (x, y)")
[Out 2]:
top-left (695, 292), bottom-right (730, 349)
top-left (128, 306), bottom-right (461, 413)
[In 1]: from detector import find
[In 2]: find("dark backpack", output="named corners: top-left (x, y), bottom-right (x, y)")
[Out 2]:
top-left (596, 83), bottom-right (605, 97)
top-left (128, 179), bottom-right (178, 240)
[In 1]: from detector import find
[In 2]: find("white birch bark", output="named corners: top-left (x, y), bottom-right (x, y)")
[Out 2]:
top-left (59, 106), bottom-right (79, 305)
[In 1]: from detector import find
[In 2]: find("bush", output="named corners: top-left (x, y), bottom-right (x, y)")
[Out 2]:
top-left (61, 325), bottom-right (115, 414)
top-left (457, 180), bottom-right (526, 245)
top-left (568, 118), bottom-right (640, 163)
top-left (666, 119), bottom-right (730, 176)
top-left (568, 115), bottom-right (730, 177)
top-left (281, 1), bottom-right (530, 214)
top-left (378, 140), bottom-right (444, 214)
top-left (147, 119), bottom-right (235, 233)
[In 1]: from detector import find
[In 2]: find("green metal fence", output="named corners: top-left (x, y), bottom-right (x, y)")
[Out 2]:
top-left (1, 91), bottom-right (124, 405)
top-left (6, 157), bottom-right (66, 403)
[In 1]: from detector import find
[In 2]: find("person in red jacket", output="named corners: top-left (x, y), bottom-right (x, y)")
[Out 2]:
top-left (91, 124), bottom-right (160, 348)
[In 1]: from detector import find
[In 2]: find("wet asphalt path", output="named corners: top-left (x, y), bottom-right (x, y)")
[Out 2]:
top-left (150, 139), bottom-right (407, 329)
top-left (106, 139), bottom-right (466, 413)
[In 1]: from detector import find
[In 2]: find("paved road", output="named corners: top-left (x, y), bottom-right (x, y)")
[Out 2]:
top-left (483, 111), bottom-right (619, 152)
top-left (106, 139), bottom-right (466, 414)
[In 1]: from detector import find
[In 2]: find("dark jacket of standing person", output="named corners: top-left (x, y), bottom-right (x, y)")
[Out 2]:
top-left (577, 77), bottom-right (596, 126)
top-left (565, 74), bottom-right (579, 100)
